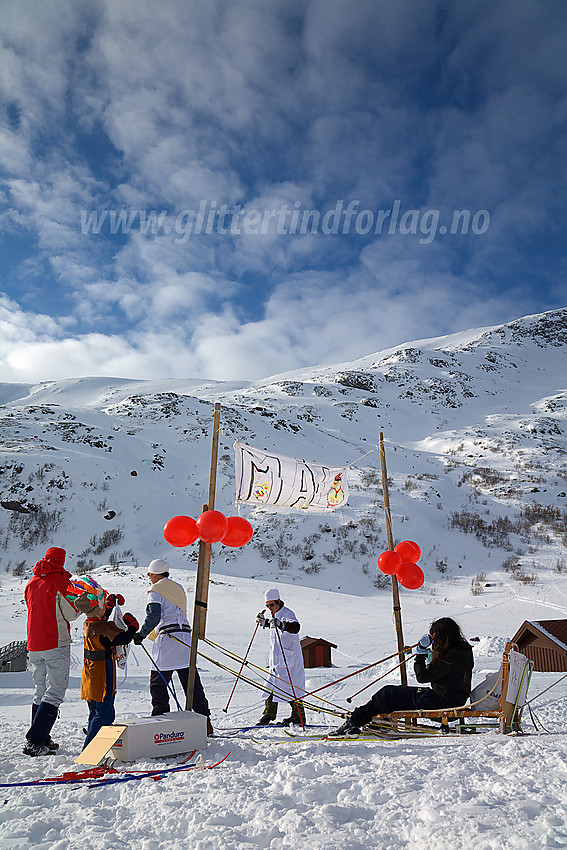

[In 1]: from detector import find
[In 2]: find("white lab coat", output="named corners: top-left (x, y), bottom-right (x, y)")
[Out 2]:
top-left (262, 604), bottom-right (305, 702)
top-left (148, 582), bottom-right (191, 671)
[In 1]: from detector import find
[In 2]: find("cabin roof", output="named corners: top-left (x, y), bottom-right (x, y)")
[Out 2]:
top-left (300, 636), bottom-right (338, 649)
top-left (513, 619), bottom-right (567, 652)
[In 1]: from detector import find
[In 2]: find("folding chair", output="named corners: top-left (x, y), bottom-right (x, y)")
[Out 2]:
top-left (368, 642), bottom-right (534, 737)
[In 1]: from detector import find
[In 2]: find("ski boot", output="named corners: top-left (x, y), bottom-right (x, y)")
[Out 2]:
top-left (328, 719), bottom-right (361, 737)
top-left (281, 700), bottom-right (306, 727)
top-left (256, 694), bottom-right (278, 725)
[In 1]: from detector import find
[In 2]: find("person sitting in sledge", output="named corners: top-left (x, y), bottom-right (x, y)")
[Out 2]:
top-left (68, 577), bottom-right (138, 749)
top-left (330, 617), bottom-right (473, 736)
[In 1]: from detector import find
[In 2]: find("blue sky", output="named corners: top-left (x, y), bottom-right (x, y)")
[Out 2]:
top-left (1, 0), bottom-right (566, 383)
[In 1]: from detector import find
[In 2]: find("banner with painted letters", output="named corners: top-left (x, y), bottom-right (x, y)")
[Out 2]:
top-left (234, 441), bottom-right (348, 510)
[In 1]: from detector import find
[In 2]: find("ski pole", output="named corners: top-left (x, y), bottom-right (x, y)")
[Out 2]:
top-left (223, 620), bottom-right (261, 713)
top-left (201, 633), bottom-right (398, 712)
top-left (525, 671), bottom-right (567, 706)
top-left (296, 647), bottom-right (411, 703)
top-left (138, 641), bottom-right (184, 711)
top-left (346, 653), bottom-right (416, 703)
top-left (273, 621), bottom-right (305, 731)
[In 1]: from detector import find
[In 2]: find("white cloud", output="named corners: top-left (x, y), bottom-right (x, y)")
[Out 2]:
top-left (0, 0), bottom-right (565, 385)
top-left (0, 255), bottom-right (549, 386)
top-left (0, 295), bottom-right (59, 343)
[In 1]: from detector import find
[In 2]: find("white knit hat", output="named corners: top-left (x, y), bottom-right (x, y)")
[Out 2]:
top-left (265, 587), bottom-right (280, 602)
top-left (148, 558), bottom-right (170, 575)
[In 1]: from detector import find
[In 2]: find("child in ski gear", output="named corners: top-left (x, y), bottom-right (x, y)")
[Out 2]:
top-left (69, 578), bottom-right (139, 749)
top-left (256, 588), bottom-right (306, 726)
top-left (133, 559), bottom-right (213, 735)
top-left (330, 617), bottom-right (473, 736)
top-left (23, 547), bottom-right (81, 756)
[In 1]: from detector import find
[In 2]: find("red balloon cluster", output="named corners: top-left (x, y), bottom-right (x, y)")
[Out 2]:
top-left (163, 511), bottom-right (253, 549)
top-left (377, 540), bottom-right (425, 590)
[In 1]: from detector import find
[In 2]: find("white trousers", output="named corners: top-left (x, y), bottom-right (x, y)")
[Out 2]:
top-left (28, 645), bottom-right (71, 707)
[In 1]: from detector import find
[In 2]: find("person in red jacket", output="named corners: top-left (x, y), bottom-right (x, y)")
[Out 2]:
top-left (23, 546), bottom-right (80, 756)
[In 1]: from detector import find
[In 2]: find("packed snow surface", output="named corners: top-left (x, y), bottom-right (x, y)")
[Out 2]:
top-left (1, 566), bottom-right (566, 850)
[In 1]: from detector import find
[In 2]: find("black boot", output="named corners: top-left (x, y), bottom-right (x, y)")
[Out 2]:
top-left (31, 703), bottom-right (58, 750)
top-left (25, 701), bottom-right (58, 745)
top-left (24, 702), bottom-right (58, 756)
top-left (23, 740), bottom-right (56, 756)
top-left (328, 719), bottom-right (361, 737)
top-left (282, 700), bottom-right (306, 726)
top-left (256, 694), bottom-right (278, 726)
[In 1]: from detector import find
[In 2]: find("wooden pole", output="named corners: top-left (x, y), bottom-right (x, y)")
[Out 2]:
top-left (185, 402), bottom-right (221, 710)
top-left (378, 431), bottom-right (407, 686)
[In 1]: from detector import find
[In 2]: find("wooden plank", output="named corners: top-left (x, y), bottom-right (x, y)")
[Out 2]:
top-left (379, 432), bottom-right (407, 686)
top-left (75, 725), bottom-right (127, 765)
top-left (186, 402), bottom-right (221, 708)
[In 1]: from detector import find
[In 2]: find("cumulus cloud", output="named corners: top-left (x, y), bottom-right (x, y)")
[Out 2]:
top-left (0, 0), bottom-right (566, 383)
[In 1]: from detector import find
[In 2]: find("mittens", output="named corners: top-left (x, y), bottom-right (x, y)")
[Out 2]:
top-left (123, 613), bottom-right (139, 631)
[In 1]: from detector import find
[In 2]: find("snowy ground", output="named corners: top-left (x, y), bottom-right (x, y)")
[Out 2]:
top-left (1, 567), bottom-right (567, 849)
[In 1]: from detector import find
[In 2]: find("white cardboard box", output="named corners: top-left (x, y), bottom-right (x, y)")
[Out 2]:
top-left (109, 711), bottom-right (207, 761)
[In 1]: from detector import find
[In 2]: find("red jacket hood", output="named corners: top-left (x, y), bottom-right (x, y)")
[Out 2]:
top-left (33, 547), bottom-right (70, 578)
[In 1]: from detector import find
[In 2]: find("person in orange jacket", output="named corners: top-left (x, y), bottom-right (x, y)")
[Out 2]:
top-left (69, 577), bottom-right (138, 749)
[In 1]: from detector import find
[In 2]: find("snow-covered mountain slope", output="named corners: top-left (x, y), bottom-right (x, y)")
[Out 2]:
top-left (0, 308), bottom-right (566, 616)
top-left (1, 309), bottom-right (567, 849)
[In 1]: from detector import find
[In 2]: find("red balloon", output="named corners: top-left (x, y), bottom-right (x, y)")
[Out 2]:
top-left (396, 561), bottom-right (425, 590)
top-left (196, 510), bottom-right (229, 543)
top-left (394, 540), bottom-right (421, 563)
top-left (377, 550), bottom-right (402, 575)
top-left (221, 516), bottom-right (253, 548)
top-left (163, 515), bottom-right (199, 547)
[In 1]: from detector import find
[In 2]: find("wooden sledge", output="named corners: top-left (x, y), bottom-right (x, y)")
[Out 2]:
top-left (368, 642), bottom-right (534, 737)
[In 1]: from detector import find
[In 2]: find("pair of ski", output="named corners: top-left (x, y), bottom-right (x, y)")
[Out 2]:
top-left (217, 723), bottom-right (328, 738)
top-left (1, 751), bottom-right (230, 789)
top-left (87, 751), bottom-right (230, 787)
top-left (250, 729), bottom-right (390, 745)
top-left (252, 722), bottom-right (483, 744)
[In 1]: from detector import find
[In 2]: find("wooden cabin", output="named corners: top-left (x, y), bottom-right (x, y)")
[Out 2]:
top-left (511, 620), bottom-right (567, 672)
top-left (0, 640), bottom-right (27, 673)
top-left (300, 636), bottom-right (337, 668)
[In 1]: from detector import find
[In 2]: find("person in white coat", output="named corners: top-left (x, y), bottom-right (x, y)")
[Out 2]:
top-left (133, 559), bottom-right (212, 735)
top-left (256, 588), bottom-right (306, 726)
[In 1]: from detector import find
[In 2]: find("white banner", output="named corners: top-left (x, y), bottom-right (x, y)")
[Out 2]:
top-left (506, 649), bottom-right (530, 707)
top-left (234, 442), bottom-right (348, 510)
top-left (111, 604), bottom-right (129, 671)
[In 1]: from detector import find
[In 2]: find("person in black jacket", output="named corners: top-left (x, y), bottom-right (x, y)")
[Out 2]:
top-left (329, 617), bottom-right (473, 736)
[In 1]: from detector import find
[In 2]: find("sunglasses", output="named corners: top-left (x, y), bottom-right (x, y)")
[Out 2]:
top-left (265, 601), bottom-right (279, 608)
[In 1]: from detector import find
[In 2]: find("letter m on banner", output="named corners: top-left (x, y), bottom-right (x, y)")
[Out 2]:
top-left (234, 442), bottom-right (348, 510)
